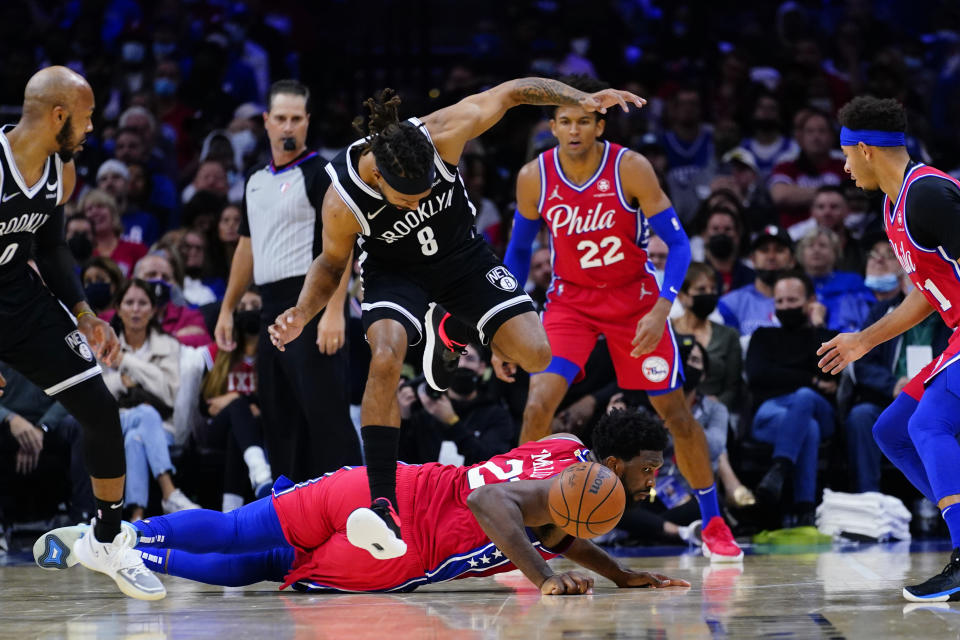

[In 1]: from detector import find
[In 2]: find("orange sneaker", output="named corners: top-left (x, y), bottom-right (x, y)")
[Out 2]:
top-left (701, 516), bottom-right (743, 563)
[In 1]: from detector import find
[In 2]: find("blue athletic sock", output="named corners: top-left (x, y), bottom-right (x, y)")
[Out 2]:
top-left (134, 497), bottom-right (286, 554)
top-left (943, 505), bottom-right (960, 549)
top-left (139, 547), bottom-right (295, 587)
top-left (694, 483), bottom-right (721, 522)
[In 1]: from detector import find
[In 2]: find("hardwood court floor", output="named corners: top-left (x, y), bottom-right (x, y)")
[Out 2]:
top-left (2, 543), bottom-right (959, 639)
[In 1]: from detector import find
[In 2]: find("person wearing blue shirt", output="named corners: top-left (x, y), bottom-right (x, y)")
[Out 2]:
top-left (796, 227), bottom-right (874, 332)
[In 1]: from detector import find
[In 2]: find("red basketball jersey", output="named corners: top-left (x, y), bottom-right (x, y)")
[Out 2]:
top-left (884, 164), bottom-right (960, 330)
top-left (537, 141), bottom-right (658, 289)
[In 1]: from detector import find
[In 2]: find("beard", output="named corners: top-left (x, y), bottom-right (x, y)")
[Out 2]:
top-left (56, 115), bottom-right (78, 162)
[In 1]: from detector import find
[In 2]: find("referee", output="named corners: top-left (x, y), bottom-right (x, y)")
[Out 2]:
top-left (215, 79), bottom-right (361, 481)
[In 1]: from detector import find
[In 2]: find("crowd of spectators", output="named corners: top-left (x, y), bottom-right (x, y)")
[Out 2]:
top-left (4, 0), bottom-right (960, 544)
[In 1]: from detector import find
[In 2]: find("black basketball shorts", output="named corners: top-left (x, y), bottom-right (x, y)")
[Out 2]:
top-left (359, 237), bottom-right (535, 345)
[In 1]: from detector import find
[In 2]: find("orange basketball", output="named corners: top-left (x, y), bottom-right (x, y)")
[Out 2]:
top-left (547, 461), bottom-right (626, 538)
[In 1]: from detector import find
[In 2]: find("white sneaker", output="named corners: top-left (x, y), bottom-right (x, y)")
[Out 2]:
top-left (677, 519), bottom-right (702, 547)
top-left (34, 521), bottom-right (139, 570)
top-left (346, 500), bottom-right (407, 560)
top-left (161, 489), bottom-right (200, 514)
top-left (72, 520), bottom-right (166, 600)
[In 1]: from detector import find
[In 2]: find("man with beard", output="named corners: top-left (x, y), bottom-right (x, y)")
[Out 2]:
top-left (1, 66), bottom-right (164, 599)
top-left (717, 225), bottom-right (798, 336)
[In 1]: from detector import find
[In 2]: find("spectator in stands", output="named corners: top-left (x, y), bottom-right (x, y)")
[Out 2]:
top-left (846, 242), bottom-right (952, 493)
top-left (740, 92), bottom-right (799, 180)
top-left (769, 110), bottom-right (848, 228)
top-left (796, 227), bottom-right (873, 332)
top-left (153, 58), bottom-right (196, 170)
top-left (114, 126), bottom-right (178, 227)
top-left (132, 253), bottom-right (213, 347)
top-left (462, 155), bottom-right (504, 253)
top-left (65, 214), bottom-right (95, 264)
top-left (746, 271), bottom-right (837, 525)
top-left (211, 203), bottom-right (242, 281)
top-left (177, 229), bottom-right (219, 307)
top-left (81, 188), bottom-right (148, 278)
top-left (182, 190), bottom-right (228, 235)
top-left (527, 247), bottom-right (552, 311)
top-left (672, 263), bottom-right (743, 412)
top-left (660, 87), bottom-right (716, 223)
top-left (788, 185), bottom-right (865, 273)
top-left (119, 106), bottom-right (177, 185)
top-left (717, 225), bottom-right (797, 336)
top-left (713, 148), bottom-right (777, 233)
top-left (104, 279), bottom-right (199, 520)
top-left (182, 160), bottom-right (230, 205)
top-left (80, 257), bottom-right (124, 317)
top-left (698, 206), bottom-right (754, 294)
top-left (198, 288), bottom-right (273, 512)
top-left (96, 159), bottom-right (159, 247)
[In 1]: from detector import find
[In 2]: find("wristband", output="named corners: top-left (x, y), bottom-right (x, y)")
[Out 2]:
top-left (76, 310), bottom-right (95, 321)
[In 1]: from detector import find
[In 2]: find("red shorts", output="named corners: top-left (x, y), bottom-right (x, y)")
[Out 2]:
top-left (272, 467), bottom-right (425, 592)
top-left (541, 279), bottom-right (681, 392)
top-left (902, 331), bottom-right (960, 400)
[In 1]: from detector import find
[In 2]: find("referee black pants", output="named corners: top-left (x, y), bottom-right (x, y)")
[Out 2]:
top-left (258, 277), bottom-right (362, 482)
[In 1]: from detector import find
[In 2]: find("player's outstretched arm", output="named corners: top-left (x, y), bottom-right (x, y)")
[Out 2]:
top-left (268, 186), bottom-right (360, 351)
top-left (423, 78), bottom-right (645, 163)
top-left (817, 287), bottom-right (934, 375)
top-left (467, 479), bottom-right (592, 595)
top-left (562, 538), bottom-right (690, 589)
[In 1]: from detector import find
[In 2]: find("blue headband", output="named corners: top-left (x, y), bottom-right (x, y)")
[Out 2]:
top-left (839, 127), bottom-right (906, 147)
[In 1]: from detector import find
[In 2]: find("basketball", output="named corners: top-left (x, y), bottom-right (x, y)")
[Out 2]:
top-left (547, 461), bottom-right (626, 538)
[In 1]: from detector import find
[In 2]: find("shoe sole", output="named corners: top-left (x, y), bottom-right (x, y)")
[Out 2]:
top-left (73, 539), bottom-right (166, 601)
top-left (422, 303), bottom-right (447, 392)
top-left (902, 586), bottom-right (960, 603)
top-left (702, 542), bottom-right (744, 563)
top-left (346, 507), bottom-right (407, 560)
top-left (34, 522), bottom-right (140, 571)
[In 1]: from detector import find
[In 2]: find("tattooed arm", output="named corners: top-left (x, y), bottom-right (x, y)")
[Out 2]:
top-left (422, 78), bottom-right (646, 164)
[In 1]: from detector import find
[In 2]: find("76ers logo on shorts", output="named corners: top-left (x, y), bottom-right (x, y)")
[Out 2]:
top-left (486, 266), bottom-right (518, 292)
top-left (65, 330), bottom-right (95, 362)
top-left (642, 356), bottom-right (670, 383)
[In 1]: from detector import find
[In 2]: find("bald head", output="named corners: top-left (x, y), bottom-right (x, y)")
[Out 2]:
top-left (21, 66), bottom-right (95, 162)
top-left (24, 66), bottom-right (92, 117)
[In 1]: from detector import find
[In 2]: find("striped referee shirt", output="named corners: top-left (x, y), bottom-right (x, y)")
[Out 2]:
top-left (239, 150), bottom-right (327, 285)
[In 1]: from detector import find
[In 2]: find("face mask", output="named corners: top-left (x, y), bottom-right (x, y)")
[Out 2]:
top-left (756, 268), bottom-right (782, 287)
top-left (776, 306), bottom-right (807, 330)
top-left (84, 281), bottom-right (113, 310)
top-left (864, 273), bottom-right (899, 293)
top-left (752, 117), bottom-right (780, 133)
top-left (185, 265), bottom-right (203, 279)
top-left (154, 78), bottom-right (177, 97)
top-left (122, 42), bottom-right (145, 64)
top-left (707, 233), bottom-right (735, 260)
top-left (153, 42), bottom-right (177, 60)
top-left (147, 279), bottom-right (172, 308)
top-left (234, 309), bottom-right (261, 335)
top-left (683, 366), bottom-right (703, 393)
top-left (690, 293), bottom-right (718, 319)
top-left (449, 367), bottom-right (480, 396)
top-left (68, 234), bottom-right (93, 261)
top-left (229, 129), bottom-right (257, 159)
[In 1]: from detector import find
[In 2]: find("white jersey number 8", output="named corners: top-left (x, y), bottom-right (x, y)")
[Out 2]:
top-left (417, 226), bottom-right (438, 256)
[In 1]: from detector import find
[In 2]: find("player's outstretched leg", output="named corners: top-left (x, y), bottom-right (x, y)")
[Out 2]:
top-left (33, 521), bottom-right (139, 570)
top-left (422, 302), bottom-right (470, 391)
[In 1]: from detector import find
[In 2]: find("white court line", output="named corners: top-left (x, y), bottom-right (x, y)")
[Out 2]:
top-left (841, 555), bottom-right (884, 582)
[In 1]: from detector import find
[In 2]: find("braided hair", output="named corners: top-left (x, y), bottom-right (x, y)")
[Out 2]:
top-left (353, 89), bottom-right (434, 181)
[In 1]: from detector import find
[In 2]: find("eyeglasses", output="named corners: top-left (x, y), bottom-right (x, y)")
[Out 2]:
top-left (868, 251), bottom-right (896, 262)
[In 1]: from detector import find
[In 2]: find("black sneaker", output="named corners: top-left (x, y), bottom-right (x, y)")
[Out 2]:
top-left (423, 302), bottom-right (465, 391)
top-left (755, 459), bottom-right (789, 504)
top-left (903, 548), bottom-right (960, 602)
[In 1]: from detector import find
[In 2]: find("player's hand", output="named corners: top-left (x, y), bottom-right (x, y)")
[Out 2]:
top-left (9, 414), bottom-right (44, 454)
top-left (492, 353), bottom-right (517, 383)
top-left (268, 307), bottom-right (308, 352)
top-left (809, 301), bottom-right (828, 327)
top-left (630, 303), bottom-right (669, 358)
top-left (77, 314), bottom-right (122, 367)
top-left (316, 307), bottom-right (346, 355)
top-left (615, 570), bottom-right (691, 589)
top-left (540, 571), bottom-right (594, 595)
top-left (817, 331), bottom-right (869, 375)
top-left (580, 89), bottom-right (646, 115)
top-left (215, 311), bottom-right (237, 352)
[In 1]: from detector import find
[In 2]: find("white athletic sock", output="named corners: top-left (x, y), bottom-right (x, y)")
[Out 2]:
top-left (243, 446), bottom-right (272, 488)
top-left (222, 493), bottom-right (244, 512)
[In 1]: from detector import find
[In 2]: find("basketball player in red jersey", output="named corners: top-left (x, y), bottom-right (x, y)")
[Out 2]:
top-left (502, 76), bottom-right (741, 562)
top-left (37, 411), bottom-right (689, 595)
top-left (819, 97), bottom-right (960, 602)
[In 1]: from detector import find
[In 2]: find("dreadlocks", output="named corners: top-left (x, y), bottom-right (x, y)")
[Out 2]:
top-left (353, 89), bottom-right (434, 181)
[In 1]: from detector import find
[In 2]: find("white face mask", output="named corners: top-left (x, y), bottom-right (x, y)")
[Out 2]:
top-left (229, 129), bottom-right (257, 159)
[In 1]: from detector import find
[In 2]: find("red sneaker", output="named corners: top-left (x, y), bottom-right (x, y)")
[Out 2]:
top-left (701, 516), bottom-right (743, 563)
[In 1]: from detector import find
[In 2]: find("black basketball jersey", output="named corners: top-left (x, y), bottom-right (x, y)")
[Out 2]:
top-left (325, 117), bottom-right (478, 267)
top-left (0, 124), bottom-right (64, 285)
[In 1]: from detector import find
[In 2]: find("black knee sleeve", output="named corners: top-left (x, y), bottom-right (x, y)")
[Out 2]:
top-left (54, 377), bottom-right (125, 479)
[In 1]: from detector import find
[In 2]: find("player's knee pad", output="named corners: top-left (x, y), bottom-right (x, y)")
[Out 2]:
top-left (55, 376), bottom-right (125, 479)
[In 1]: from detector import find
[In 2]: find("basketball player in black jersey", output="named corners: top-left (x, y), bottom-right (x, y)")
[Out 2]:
top-left (2, 67), bottom-right (163, 599)
top-left (268, 77), bottom-right (645, 559)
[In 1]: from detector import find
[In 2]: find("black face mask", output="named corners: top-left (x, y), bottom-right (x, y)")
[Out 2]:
top-left (683, 366), bottom-right (703, 393)
top-left (146, 279), bottom-right (172, 308)
top-left (752, 117), bottom-right (780, 133)
top-left (756, 268), bottom-right (782, 287)
top-left (776, 306), bottom-right (807, 330)
top-left (84, 281), bottom-right (113, 311)
top-left (449, 367), bottom-right (480, 396)
top-left (235, 309), bottom-right (261, 335)
top-left (68, 234), bottom-right (93, 262)
top-left (185, 265), bottom-right (203, 279)
top-left (690, 293), bottom-right (718, 319)
top-left (707, 234), bottom-right (735, 260)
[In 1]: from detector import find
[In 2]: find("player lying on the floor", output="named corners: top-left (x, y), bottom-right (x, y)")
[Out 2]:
top-left (35, 410), bottom-right (690, 595)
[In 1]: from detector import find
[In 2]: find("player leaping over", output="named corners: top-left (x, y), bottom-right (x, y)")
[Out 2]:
top-left (35, 410), bottom-right (689, 595)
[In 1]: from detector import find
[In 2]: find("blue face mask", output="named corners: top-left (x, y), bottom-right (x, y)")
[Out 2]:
top-left (154, 78), bottom-right (177, 97)
top-left (864, 273), bottom-right (899, 293)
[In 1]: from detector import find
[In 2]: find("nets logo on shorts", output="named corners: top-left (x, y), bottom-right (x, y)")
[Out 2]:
top-left (486, 266), bottom-right (518, 292)
top-left (65, 330), bottom-right (94, 362)
top-left (642, 356), bottom-right (670, 383)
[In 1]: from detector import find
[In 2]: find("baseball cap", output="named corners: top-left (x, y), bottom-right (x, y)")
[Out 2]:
top-left (721, 147), bottom-right (758, 173)
top-left (96, 159), bottom-right (130, 182)
top-left (751, 225), bottom-right (793, 252)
